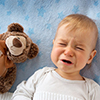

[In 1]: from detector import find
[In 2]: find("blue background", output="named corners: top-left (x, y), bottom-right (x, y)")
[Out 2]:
top-left (0, 0), bottom-right (100, 92)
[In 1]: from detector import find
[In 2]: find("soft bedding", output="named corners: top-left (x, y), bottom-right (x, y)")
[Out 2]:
top-left (0, 0), bottom-right (100, 95)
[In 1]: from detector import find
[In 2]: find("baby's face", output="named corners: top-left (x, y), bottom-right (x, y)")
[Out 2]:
top-left (51, 24), bottom-right (96, 79)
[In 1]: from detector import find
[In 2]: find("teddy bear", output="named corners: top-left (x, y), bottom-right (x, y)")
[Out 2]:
top-left (0, 23), bottom-right (39, 63)
top-left (0, 23), bottom-right (39, 93)
top-left (0, 40), bottom-right (16, 94)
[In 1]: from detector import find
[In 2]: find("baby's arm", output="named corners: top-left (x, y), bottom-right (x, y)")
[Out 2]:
top-left (11, 81), bottom-right (34, 100)
top-left (11, 68), bottom-right (46, 100)
top-left (11, 75), bottom-right (36, 100)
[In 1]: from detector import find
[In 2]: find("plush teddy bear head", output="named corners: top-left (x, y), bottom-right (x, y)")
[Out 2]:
top-left (0, 23), bottom-right (39, 63)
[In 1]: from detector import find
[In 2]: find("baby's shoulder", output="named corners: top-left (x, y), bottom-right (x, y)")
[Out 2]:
top-left (30, 67), bottom-right (55, 79)
top-left (85, 77), bottom-right (100, 92)
top-left (84, 78), bottom-right (100, 99)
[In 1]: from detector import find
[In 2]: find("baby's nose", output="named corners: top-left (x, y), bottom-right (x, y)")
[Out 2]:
top-left (64, 46), bottom-right (74, 57)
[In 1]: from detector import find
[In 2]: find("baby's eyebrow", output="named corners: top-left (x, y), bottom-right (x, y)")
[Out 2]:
top-left (58, 38), bottom-right (69, 42)
top-left (76, 42), bottom-right (88, 48)
top-left (58, 38), bottom-right (87, 47)
top-left (76, 44), bottom-right (85, 47)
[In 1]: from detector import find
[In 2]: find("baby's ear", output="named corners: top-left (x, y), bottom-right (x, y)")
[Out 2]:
top-left (53, 39), bottom-right (55, 44)
top-left (87, 50), bottom-right (97, 64)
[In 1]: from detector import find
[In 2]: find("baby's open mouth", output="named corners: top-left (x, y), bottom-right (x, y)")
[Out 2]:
top-left (62, 59), bottom-right (73, 64)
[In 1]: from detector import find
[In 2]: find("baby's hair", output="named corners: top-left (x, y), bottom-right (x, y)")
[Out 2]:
top-left (55, 14), bottom-right (98, 49)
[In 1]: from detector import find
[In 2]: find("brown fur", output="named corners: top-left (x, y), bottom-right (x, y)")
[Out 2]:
top-left (0, 65), bottom-right (16, 94)
top-left (0, 23), bottom-right (39, 93)
top-left (0, 23), bottom-right (39, 63)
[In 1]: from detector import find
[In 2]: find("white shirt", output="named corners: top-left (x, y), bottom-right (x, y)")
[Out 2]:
top-left (11, 67), bottom-right (100, 100)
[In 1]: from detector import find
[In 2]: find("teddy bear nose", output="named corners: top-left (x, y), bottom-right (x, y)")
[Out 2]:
top-left (13, 38), bottom-right (22, 47)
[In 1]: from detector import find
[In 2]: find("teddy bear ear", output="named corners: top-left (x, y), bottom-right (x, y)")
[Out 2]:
top-left (27, 43), bottom-right (39, 59)
top-left (7, 23), bottom-right (24, 32)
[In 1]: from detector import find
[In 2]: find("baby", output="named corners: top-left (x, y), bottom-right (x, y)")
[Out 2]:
top-left (11, 14), bottom-right (100, 100)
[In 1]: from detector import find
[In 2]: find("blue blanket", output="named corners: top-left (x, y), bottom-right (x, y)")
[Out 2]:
top-left (0, 0), bottom-right (100, 92)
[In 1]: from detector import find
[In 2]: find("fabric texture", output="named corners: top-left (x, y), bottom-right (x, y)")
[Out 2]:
top-left (11, 67), bottom-right (100, 100)
top-left (0, 92), bottom-right (13, 100)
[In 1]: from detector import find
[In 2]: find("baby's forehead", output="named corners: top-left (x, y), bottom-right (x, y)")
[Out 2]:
top-left (57, 24), bottom-right (96, 42)
top-left (58, 23), bottom-right (93, 36)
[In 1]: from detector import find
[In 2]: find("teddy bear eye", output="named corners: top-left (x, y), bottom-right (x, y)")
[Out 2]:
top-left (17, 37), bottom-right (20, 40)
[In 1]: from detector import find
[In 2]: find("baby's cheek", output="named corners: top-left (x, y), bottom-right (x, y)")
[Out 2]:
top-left (77, 54), bottom-right (88, 65)
top-left (54, 48), bottom-right (62, 56)
top-left (51, 48), bottom-right (60, 62)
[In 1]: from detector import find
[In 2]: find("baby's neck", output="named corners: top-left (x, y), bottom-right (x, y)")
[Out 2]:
top-left (55, 69), bottom-right (84, 80)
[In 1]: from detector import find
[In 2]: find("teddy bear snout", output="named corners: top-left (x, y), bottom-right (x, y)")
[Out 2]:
top-left (13, 38), bottom-right (22, 48)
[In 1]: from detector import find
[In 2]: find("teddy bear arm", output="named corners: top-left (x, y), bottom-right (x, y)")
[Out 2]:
top-left (5, 56), bottom-right (14, 68)
top-left (0, 34), bottom-right (4, 40)
top-left (0, 34), bottom-right (2, 39)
